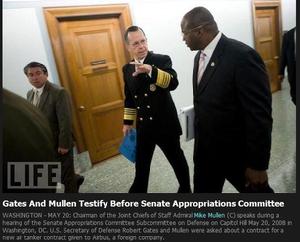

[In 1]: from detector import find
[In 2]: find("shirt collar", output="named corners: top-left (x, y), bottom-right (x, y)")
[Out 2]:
top-left (134, 57), bottom-right (146, 64)
top-left (33, 83), bottom-right (45, 94)
top-left (202, 31), bottom-right (222, 58)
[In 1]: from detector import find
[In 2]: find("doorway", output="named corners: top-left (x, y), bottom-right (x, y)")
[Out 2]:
top-left (44, 4), bottom-right (132, 164)
top-left (252, 0), bottom-right (282, 92)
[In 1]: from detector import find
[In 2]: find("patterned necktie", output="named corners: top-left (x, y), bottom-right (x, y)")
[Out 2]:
top-left (197, 51), bottom-right (206, 84)
top-left (32, 90), bottom-right (40, 106)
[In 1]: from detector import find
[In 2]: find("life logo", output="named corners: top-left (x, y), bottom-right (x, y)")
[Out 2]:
top-left (7, 162), bottom-right (61, 189)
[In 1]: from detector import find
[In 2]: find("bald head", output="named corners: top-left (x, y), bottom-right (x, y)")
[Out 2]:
top-left (181, 7), bottom-right (219, 51)
top-left (182, 7), bottom-right (218, 33)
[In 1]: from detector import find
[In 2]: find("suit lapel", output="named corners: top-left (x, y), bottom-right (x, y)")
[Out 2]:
top-left (38, 82), bottom-right (50, 109)
top-left (28, 90), bottom-right (34, 103)
top-left (197, 34), bottom-right (227, 94)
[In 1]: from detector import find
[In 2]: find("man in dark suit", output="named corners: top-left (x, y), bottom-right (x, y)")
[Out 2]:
top-left (24, 62), bottom-right (84, 193)
top-left (3, 89), bottom-right (57, 193)
top-left (122, 26), bottom-right (191, 193)
top-left (181, 7), bottom-right (274, 193)
top-left (279, 27), bottom-right (296, 105)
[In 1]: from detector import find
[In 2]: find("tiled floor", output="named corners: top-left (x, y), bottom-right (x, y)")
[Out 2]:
top-left (73, 81), bottom-right (296, 193)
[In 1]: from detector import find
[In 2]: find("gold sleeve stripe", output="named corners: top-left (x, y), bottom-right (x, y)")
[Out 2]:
top-left (124, 108), bottom-right (136, 121)
top-left (156, 68), bottom-right (172, 88)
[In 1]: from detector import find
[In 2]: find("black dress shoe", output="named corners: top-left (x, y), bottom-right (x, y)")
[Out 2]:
top-left (76, 175), bottom-right (84, 192)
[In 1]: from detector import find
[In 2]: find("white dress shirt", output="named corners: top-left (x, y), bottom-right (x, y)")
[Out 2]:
top-left (32, 84), bottom-right (45, 106)
top-left (201, 31), bottom-right (222, 74)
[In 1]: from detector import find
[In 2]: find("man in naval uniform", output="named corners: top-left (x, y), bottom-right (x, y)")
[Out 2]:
top-left (122, 26), bottom-right (191, 193)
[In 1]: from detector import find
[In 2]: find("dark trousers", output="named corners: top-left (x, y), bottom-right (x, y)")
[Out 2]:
top-left (129, 134), bottom-right (191, 193)
top-left (57, 149), bottom-right (78, 193)
top-left (193, 158), bottom-right (274, 193)
top-left (288, 77), bottom-right (296, 105)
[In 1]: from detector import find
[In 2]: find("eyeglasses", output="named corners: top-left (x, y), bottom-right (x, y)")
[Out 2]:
top-left (182, 22), bottom-right (211, 36)
top-left (130, 39), bottom-right (147, 48)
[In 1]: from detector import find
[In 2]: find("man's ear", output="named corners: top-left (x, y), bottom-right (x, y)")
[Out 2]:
top-left (196, 28), bottom-right (204, 36)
